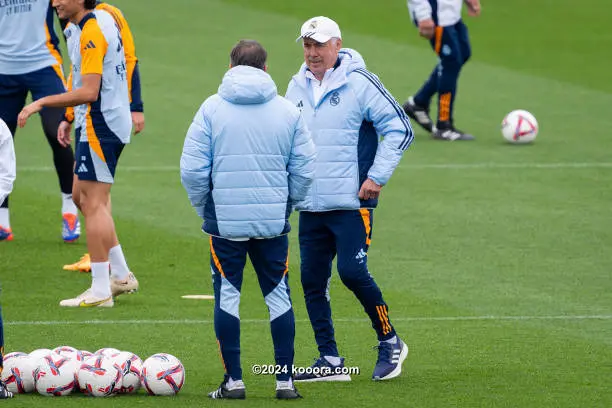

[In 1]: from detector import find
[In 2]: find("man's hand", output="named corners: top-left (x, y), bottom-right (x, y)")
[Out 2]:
top-left (418, 18), bottom-right (436, 39)
top-left (131, 112), bottom-right (145, 134)
top-left (358, 178), bottom-right (382, 201)
top-left (17, 101), bottom-right (43, 128)
top-left (465, 0), bottom-right (481, 16)
top-left (57, 120), bottom-right (72, 147)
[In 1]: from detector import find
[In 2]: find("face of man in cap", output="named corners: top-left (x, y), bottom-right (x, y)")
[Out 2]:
top-left (302, 37), bottom-right (342, 81)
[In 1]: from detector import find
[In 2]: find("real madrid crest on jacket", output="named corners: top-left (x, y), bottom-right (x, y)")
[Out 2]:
top-left (285, 48), bottom-right (413, 212)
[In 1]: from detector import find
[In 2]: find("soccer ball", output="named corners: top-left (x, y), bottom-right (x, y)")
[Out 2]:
top-left (94, 348), bottom-right (121, 357)
top-left (34, 353), bottom-right (79, 396)
top-left (53, 346), bottom-right (84, 362)
top-left (81, 350), bottom-right (94, 360)
top-left (141, 353), bottom-right (185, 396)
top-left (110, 351), bottom-right (143, 394)
top-left (1, 354), bottom-right (36, 393)
top-left (77, 355), bottom-right (123, 397)
top-left (501, 109), bottom-right (538, 144)
top-left (29, 348), bottom-right (53, 360)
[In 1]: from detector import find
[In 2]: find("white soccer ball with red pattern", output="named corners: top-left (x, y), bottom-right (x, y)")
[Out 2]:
top-left (1, 353), bottom-right (36, 393)
top-left (53, 346), bottom-right (84, 362)
top-left (77, 355), bottom-right (123, 397)
top-left (141, 353), bottom-right (185, 396)
top-left (502, 110), bottom-right (538, 144)
top-left (109, 351), bottom-right (143, 394)
top-left (34, 353), bottom-right (79, 396)
top-left (94, 348), bottom-right (121, 357)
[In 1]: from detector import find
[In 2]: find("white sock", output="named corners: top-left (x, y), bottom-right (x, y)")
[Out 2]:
top-left (384, 335), bottom-right (398, 345)
top-left (61, 193), bottom-right (77, 215)
top-left (227, 377), bottom-right (245, 390)
top-left (324, 355), bottom-right (341, 366)
top-left (91, 262), bottom-right (111, 298)
top-left (276, 379), bottom-right (293, 390)
top-left (109, 244), bottom-right (130, 280)
top-left (0, 208), bottom-right (9, 228)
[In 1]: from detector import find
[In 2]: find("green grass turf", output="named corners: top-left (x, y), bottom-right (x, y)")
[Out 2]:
top-left (1, 0), bottom-right (611, 406)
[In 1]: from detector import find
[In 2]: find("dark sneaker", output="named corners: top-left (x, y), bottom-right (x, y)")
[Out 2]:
top-left (276, 383), bottom-right (303, 399)
top-left (208, 377), bottom-right (246, 399)
top-left (294, 357), bottom-right (351, 382)
top-left (372, 338), bottom-right (409, 381)
top-left (433, 121), bottom-right (475, 141)
top-left (403, 97), bottom-right (434, 132)
top-left (0, 380), bottom-right (14, 399)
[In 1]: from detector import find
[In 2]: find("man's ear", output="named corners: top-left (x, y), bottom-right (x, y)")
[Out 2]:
top-left (263, 64), bottom-right (268, 72)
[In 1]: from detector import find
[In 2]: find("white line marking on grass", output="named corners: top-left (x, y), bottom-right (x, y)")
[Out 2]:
top-left (18, 162), bottom-right (612, 173)
top-left (6, 315), bottom-right (612, 326)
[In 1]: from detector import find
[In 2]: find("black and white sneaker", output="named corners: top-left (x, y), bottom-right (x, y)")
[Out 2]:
top-left (208, 376), bottom-right (246, 400)
top-left (293, 357), bottom-right (352, 382)
top-left (433, 121), bottom-right (475, 141)
top-left (276, 383), bottom-right (303, 400)
top-left (403, 96), bottom-right (434, 133)
top-left (0, 380), bottom-right (14, 399)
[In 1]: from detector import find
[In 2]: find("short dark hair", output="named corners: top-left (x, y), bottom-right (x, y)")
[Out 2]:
top-left (230, 40), bottom-right (267, 70)
top-left (84, 0), bottom-right (97, 10)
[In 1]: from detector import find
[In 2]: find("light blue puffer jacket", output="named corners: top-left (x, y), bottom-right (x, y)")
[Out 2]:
top-left (285, 48), bottom-right (413, 211)
top-left (181, 65), bottom-right (316, 239)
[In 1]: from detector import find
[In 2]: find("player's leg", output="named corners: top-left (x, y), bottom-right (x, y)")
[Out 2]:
top-left (62, 175), bottom-right (93, 273)
top-left (0, 73), bottom-right (27, 241)
top-left (60, 137), bottom-right (124, 307)
top-left (331, 209), bottom-right (408, 381)
top-left (248, 235), bottom-right (301, 399)
top-left (0, 305), bottom-right (12, 398)
top-left (296, 211), bottom-right (350, 382)
top-left (402, 27), bottom-right (444, 133)
top-left (26, 66), bottom-right (79, 241)
top-left (107, 195), bottom-right (138, 296)
top-left (432, 23), bottom-right (474, 141)
top-left (208, 236), bottom-right (247, 400)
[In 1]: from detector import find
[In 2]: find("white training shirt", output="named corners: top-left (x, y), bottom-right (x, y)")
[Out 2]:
top-left (0, 118), bottom-right (16, 203)
top-left (407, 0), bottom-right (463, 27)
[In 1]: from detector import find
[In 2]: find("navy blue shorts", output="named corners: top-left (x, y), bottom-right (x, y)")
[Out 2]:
top-left (75, 127), bottom-right (125, 184)
top-left (0, 65), bottom-right (66, 127)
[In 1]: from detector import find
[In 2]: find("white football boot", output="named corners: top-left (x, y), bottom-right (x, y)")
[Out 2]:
top-left (59, 288), bottom-right (113, 308)
top-left (110, 272), bottom-right (139, 297)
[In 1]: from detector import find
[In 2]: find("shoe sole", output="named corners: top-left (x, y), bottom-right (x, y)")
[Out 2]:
top-left (294, 374), bottom-right (351, 383)
top-left (112, 287), bottom-right (138, 297)
top-left (59, 300), bottom-right (114, 308)
top-left (373, 343), bottom-right (409, 381)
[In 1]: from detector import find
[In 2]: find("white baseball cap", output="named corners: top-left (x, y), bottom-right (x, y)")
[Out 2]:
top-left (296, 16), bottom-right (342, 43)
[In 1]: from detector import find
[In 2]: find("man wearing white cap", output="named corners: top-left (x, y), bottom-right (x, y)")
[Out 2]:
top-left (286, 16), bottom-right (412, 382)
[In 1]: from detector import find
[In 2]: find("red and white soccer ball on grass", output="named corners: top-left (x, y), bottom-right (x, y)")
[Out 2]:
top-left (501, 109), bottom-right (539, 144)
top-left (141, 353), bottom-right (185, 396)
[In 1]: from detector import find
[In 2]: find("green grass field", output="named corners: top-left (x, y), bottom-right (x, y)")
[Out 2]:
top-left (2, 0), bottom-right (612, 406)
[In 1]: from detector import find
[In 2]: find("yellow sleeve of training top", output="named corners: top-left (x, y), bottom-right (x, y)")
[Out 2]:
top-left (80, 18), bottom-right (109, 76)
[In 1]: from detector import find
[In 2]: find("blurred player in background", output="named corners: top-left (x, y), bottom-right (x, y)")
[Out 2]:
top-left (0, 0), bottom-right (78, 242)
top-left (0, 118), bottom-right (15, 398)
top-left (403, 0), bottom-right (481, 141)
top-left (18, 0), bottom-right (138, 307)
top-left (62, 0), bottom-right (145, 273)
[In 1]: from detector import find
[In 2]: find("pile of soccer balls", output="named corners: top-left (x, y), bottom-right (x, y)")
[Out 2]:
top-left (1, 346), bottom-right (185, 397)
